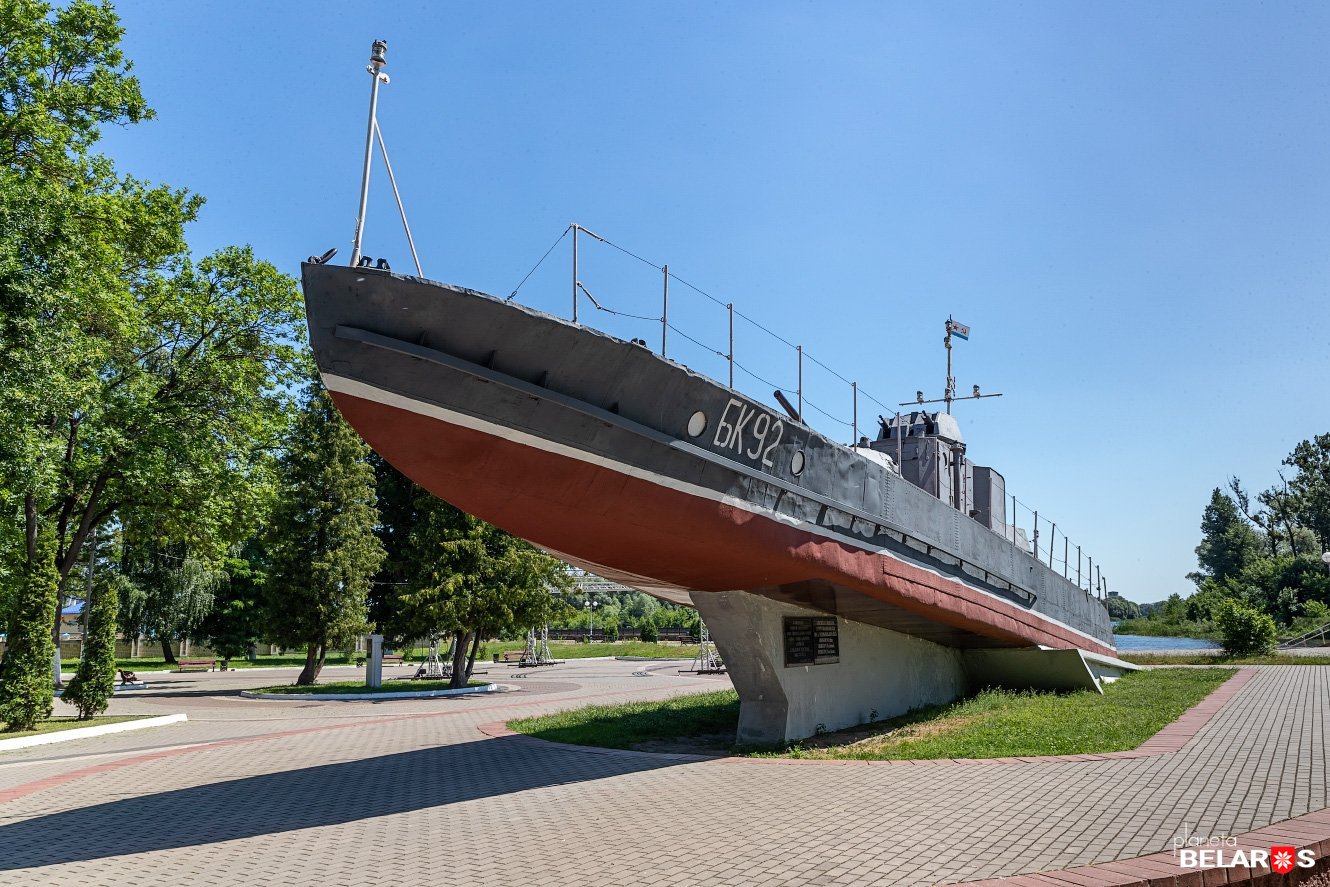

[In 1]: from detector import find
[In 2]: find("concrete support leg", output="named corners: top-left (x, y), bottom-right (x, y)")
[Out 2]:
top-left (690, 591), bottom-right (968, 746)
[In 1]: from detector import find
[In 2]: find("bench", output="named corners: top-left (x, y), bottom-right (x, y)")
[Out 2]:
top-left (176, 658), bottom-right (216, 672)
top-left (117, 668), bottom-right (139, 685)
top-left (382, 654), bottom-right (405, 666)
top-left (500, 650), bottom-right (526, 662)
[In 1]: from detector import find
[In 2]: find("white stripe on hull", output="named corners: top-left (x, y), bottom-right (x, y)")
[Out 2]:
top-left (322, 372), bottom-right (1112, 650)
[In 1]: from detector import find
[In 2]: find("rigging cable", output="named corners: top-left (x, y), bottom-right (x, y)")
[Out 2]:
top-left (508, 226), bottom-right (571, 301)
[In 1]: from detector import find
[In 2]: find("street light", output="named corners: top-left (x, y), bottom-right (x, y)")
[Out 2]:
top-left (585, 598), bottom-right (600, 642)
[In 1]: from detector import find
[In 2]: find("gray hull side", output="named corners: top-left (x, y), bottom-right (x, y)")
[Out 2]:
top-left (303, 262), bottom-right (1114, 649)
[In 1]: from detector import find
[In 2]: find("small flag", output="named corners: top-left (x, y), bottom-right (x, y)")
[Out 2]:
top-left (948, 319), bottom-right (970, 340)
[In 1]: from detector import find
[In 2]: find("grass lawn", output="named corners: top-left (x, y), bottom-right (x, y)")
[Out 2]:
top-left (250, 679), bottom-right (489, 695)
top-left (427, 641), bottom-right (702, 660)
top-left (1, 715), bottom-right (151, 739)
top-left (509, 668), bottom-right (1235, 759)
top-left (115, 654), bottom-right (349, 671)
top-left (510, 689), bottom-right (740, 750)
top-left (116, 642), bottom-right (700, 672)
top-left (1122, 652), bottom-right (1330, 666)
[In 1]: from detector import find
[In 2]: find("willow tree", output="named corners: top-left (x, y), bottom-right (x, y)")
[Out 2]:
top-left (265, 385), bottom-right (384, 685)
top-left (116, 540), bottom-right (226, 664)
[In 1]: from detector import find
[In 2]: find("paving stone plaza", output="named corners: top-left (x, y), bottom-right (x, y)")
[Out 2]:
top-left (0, 660), bottom-right (1327, 886)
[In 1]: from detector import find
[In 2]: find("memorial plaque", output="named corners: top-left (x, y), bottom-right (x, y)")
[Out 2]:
top-left (783, 616), bottom-right (839, 666)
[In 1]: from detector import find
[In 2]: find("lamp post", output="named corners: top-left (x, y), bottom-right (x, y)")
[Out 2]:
top-left (585, 599), bottom-right (600, 642)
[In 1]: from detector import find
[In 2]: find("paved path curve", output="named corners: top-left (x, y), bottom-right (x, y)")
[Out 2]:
top-left (0, 660), bottom-right (1326, 886)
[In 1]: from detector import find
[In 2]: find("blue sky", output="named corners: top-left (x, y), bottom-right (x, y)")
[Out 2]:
top-left (98, 1), bottom-right (1330, 603)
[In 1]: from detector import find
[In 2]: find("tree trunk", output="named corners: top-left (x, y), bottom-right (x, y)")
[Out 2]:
top-left (296, 643), bottom-right (325, 685)
top-left (449, 631), bottom-right (472, 689)
top-left (160, 636), bottom-right (177, 665)
top-left (50, 587), bottom-right (66, 689)
top-left (466, 631), bottom-right (482, 678)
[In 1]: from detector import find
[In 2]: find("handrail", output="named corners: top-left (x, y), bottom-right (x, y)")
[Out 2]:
top-left (505, 223), bottom-right (1114, 601)
top-left (1280, 620), bottom-right (1330, 648)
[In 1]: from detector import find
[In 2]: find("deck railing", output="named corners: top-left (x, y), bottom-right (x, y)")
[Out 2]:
top-left (509, 224), bottom-right (1110, 601)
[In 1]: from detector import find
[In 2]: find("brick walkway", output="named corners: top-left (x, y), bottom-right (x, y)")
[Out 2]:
top-left (0, 661), bottom-right (1326, 886)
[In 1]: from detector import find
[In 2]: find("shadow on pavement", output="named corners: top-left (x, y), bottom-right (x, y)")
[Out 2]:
top-left (0, 733), bottom-right (686, 869)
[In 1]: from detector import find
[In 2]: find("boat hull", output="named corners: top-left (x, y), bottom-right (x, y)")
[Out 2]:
top-left (304, 262), bottom-right (1116, 657)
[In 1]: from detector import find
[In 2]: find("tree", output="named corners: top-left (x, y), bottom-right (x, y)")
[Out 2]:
top-left (400, 514), bottom-right (567, 688)
top-left (1185, 579), bottom-right (1242, 623)
top-left (374, 461), bottom-right (567, 688)
top-left (1104, 595), bottom-right (1141, 620)
top-left (264, 385), bottom-right (384, 685)
top-left (62, 571), bottom-right (118, 719)
top-left (374, 457), bottom-right (570, 677)
top-left (1, 1), bottom-right (188, 672)
top-left (0, 529), bottom-right (58, 730)
top-left (1190, 489), bottom-right (1262, 586)
top-left (1284, 434), bottom-right (1330, 552)
top-left (0, 0), bottom-right (151, 179)
top-left (1, 2), bottom-right (303, 682)
top-left (196, 542), bottom-right (267, 665)
top-left (116, 539), bottom-right (224, 664)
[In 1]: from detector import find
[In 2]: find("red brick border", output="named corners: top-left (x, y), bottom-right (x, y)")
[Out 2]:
top-left (483, 668), bottom-right (1330, 883)
top-left (960, 810), bottom-right (1330, 886)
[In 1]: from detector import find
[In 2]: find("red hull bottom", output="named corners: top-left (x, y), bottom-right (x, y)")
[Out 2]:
top-left (332, 390), bottom-right (1115, 658)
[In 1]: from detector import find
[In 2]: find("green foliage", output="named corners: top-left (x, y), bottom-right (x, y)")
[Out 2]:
top-left (197, 542), bottom-right (266, 661)
top-left (1300, 599), bottom-right (1330, 625)
top-left (116, 540), bottom-right (225, 661)
top-left (1123, 652), bottom-right (1330, 665)
top-left (1191, 489), bottom-right (1262, 586)
top-left (0, 0), bottom-right (151, 178)
top-left (1185, 579), bottom-right (1242, 623)
top-left (638, 620), bottom-right (659, 643)
top-left (1213, 599), bottom-right (1277, 657)
top-left (1284, 433), bottom-right (1330, 552)
top-left (0, 530), bottom-right (58, 731)
top-left (0, 1), bottom-right (302, 661)
top-left (1104, 595), bottom-right (1140, 620)
top-left (264, 384), bottom-right (385, 685)
top-left (1157, 593), bottom-right (1187, 623)
top-left (374, 457), bottom-right (567, 685)
top-left (62, 581), bottom-right (118, 719)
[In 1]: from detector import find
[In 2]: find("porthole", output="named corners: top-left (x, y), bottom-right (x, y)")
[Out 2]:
top-left (791, 450), bottom-right (806, 476)
top-left (686, 410), bottom-right (708, 438)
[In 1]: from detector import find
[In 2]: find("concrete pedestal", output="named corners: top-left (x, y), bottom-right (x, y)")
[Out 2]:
top-left (691, 591), bottom-right (968, 746)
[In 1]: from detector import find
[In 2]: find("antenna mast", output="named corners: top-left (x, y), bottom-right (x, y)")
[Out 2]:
top-left (900, 316), bottom-right (1004, 412)
top-left (351, 40), bottom-right (389, 268)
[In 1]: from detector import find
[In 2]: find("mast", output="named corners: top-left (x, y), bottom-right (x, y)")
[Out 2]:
top-left (351, 40), bottom-right (389, 268)
top-left (900, 316), bottom-right (1002, 412)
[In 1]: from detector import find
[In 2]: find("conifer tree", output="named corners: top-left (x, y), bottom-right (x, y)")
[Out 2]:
top-left (1190, 489), bottom-right (1262, 586)
top-left (264, 384), bottom-right (384, 685)
top-left (63, 575), bottom-right (119, 720)
top-left (0, 529), bottom-right (58, 730)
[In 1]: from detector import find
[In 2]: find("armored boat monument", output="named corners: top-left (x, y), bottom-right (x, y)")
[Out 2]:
top-left (301, 41), bottom-right (1133, 744)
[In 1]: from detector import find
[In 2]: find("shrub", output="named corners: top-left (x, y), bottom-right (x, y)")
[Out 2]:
top-left (1301, 599), bottom-right (1330, 624)
top-left (638, 621), bottom-right (659, 643)
top-left (1214, 600), bottom-right (1277, 657)
top-left (64, 586), bottom-right (119, 720)
top-left (0, 532), bottom-right (59, 731)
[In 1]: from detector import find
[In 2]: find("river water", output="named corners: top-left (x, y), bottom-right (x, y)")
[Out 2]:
top-left (1112, 633), bottom-right (1221, 651)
